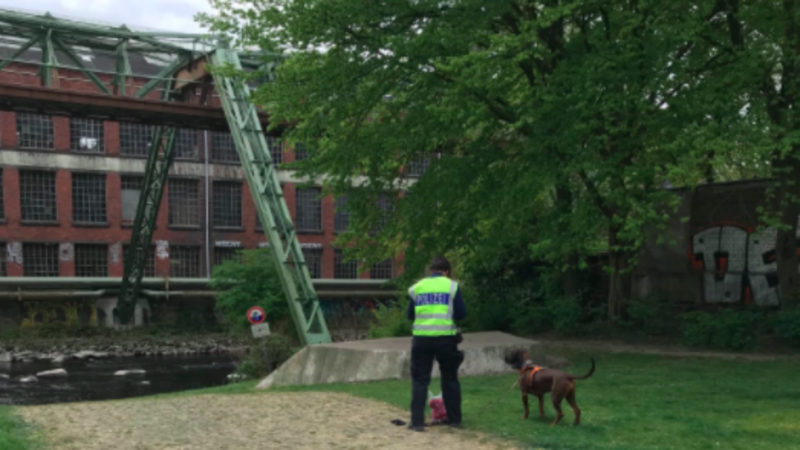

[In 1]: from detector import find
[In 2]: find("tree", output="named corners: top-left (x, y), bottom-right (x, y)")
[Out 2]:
top-left (199, 1), bottom-right (753, 317)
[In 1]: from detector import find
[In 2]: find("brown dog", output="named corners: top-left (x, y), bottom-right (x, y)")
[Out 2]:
top-left (504, 350), bottom-right (595, 426)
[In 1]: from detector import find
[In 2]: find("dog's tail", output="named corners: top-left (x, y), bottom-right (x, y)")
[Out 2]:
top-left (569, 358), bottom-right (596, 380)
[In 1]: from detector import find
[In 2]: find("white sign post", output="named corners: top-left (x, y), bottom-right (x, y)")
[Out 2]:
top-left (250, 322), bottom-right (271, 338)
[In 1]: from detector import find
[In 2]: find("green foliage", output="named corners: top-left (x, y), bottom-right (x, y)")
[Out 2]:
top-left (773, 307), bottom-right (800, 348)
top-left (682, 310), bottom-right (760, 351)
top-left (623, 296), bottom-right (680, 337)
top-left (235, 333), bottom-right (299, 379)
top-left (367, 299), bottom-right (411, 339)
top-left (209, 249), bottom-right (287, 335)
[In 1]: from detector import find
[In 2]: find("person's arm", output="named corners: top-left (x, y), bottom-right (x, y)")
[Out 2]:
top-left (452, 288), bottom-right (466, 321)
top-left (407, 296), bottom-right (415, 320)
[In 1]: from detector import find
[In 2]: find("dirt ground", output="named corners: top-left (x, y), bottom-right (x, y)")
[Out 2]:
top-left (18, 391), bottom-right (519, 450)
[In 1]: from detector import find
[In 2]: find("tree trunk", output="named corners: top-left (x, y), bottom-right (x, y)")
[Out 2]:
top-left (607, 226), bottom-right (630, 321)
top-left (555, 184), bottom-right (580, 299)
top-left (775, 158), bottom-right (800, 307)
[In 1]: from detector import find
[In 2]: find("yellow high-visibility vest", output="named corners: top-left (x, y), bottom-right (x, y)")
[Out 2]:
top-left (408, 276), bottom-right (458, 336)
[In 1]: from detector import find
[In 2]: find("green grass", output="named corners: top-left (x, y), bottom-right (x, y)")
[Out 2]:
top-left (7, 351), bottom-right (800, 450)
top-left (0, 406), bottom-right (41, 450)
top-left (263, 351), bottom-right (800, 450)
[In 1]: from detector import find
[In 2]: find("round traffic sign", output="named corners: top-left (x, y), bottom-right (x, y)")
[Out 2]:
top-left (247, 306), bottom-right (266, 324)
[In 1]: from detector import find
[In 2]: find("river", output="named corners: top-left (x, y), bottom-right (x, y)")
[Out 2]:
top-left (0, 354), bottom-right (239, 405)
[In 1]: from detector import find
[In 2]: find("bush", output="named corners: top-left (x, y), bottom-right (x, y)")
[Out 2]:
top-left (682, 310), bottom-right (759, 350)
top-left (623, 296), bottom-right (679, 336)
top-left (546, 296), bottom-right (582, 334)
top-left (367, 298), bottom-right (411, 338)
top-left (236, 333), bottom-right (298, 379)
top-left (773, 307), bottom-right (800, 348)
top-left (209, 249), bottom-right (287, 335)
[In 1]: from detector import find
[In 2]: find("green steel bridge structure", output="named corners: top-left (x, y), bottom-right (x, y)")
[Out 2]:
top-left (0, 9), bottom-right (331, 345)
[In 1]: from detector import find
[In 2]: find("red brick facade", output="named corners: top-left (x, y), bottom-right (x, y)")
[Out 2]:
top-left (0, 62), bottom-right (390, 280)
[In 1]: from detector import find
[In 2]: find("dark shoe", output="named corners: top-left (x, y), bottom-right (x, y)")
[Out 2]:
top-left (447, 422), bottom-right (462, 428)
top-left (407, 424), bottom-right (425, 432)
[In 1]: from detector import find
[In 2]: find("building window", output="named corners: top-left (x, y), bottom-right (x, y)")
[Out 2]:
top-left (266, 135), bottom-right (283, 165)
top-left (19, 170), bottom-right (57, 223)
top-left (123, 244), bottom-right (155, 277)
top-left (334, 249), bottom-right (358, 279)
top-left (17, 112), bottom-right (54, 149)
top-left (296, 187), bottom-right (322, 232)
top-left (170, 245), bottom-right (201, 277)
top-left (23, 243), bottom-right (58, 276)
top-left (0, 243), bottom-right (6, 276)
top-left (70, 118), bottom-right (104, 153)
top-left (174, 128), bottom-right (199, 160)
top-left (119, 122), bottom-right (153, 156)
top-left (168, 178), bottom-right (201, 227)
top-left (371, 259), bottom-right (393, 279)
top-left (211, 131), bottom-right (239, 163)
top-left (74, 244), bottom-right (108, 277)
top-left (213, 247), bottom-right (239, 266)
top-left (120, 176), bottom-right (142, 226)
top-left (72, 173), bottom-right (107, 224)
top-left (334, 196), bottom-right (349, 233)
top-left (294, 142), bottom-right (308, 160)
top-left (0, 169), bottom-right (4, 221)
top-left (213, 181), bottom-right (242, 228)
top-left (302, 248), bottom-right (322, 278)
top-left (406, 156), bottom-right (430, 177)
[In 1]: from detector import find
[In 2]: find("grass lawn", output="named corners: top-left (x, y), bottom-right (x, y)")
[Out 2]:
top-left (4, 350), bottom-right (799, 449)
top-left (0, 405), bottom-right (41, 450)
top-left (267, 350), bottom-right (800, 450)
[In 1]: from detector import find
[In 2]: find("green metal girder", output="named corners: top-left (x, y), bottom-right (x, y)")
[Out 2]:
top-left (113, 40), bottom-right (132, 95)
top-left (210, 48), bottom-right (331, 345)
top-left (0, 34), bottom-right (39, 71)
top-left (52, 36), bottom-right (112, 94)
top-left (40, 29), bottom-right (55, 87)
top-left (117, 125), bottom-right (177, 324)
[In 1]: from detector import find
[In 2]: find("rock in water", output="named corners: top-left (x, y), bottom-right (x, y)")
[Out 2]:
top-left (114, 369), bottom-right (146, 376)
top-left (36, 368), bottom-right (68, 378)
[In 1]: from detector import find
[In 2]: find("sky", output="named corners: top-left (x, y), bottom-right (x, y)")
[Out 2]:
top-left (0, 0), bottom-right (215, 33)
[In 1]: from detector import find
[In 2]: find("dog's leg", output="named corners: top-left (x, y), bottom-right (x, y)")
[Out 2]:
top-left (537, 395), bottom-right (545, 420)
top-left (550, 388), bottom-right (565, 426)
top-left (566, 389), bottom-right (581, 425)
top-left (521, 393), bottom-right (529, 419)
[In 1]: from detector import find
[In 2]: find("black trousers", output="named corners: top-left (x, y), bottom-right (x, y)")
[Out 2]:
top-left (410, 335), bottom-right (463, 426)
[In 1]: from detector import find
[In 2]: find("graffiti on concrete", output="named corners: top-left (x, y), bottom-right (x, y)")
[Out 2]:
top-left (59, 242), bottom-right (74, 262)
top-left (7, 242), bottom-right (22, 264)
top-left (21, 300), bottom-right (97, 327)
top-left (690, 225), bottom-right (780, 305)
top-left (109, 242), bottom-right (122, 264)
top-left (156, 240), bottom-right (169, 260)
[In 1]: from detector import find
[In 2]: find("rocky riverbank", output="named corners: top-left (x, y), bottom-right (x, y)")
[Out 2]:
top-left (0, 333), bottom-right (249, 365)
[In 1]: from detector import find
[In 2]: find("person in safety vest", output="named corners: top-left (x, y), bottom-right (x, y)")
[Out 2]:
top-left (406, 256), bottom-right (466, 431)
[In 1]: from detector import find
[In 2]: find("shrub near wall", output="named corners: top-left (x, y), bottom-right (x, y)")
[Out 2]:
top-left (681, 309), bottom-right (761, 350)
top-left (773, 307), bottom-right (800, 348)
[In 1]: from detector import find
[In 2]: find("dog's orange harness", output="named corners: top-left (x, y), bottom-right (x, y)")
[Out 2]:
top-left (520, 363), bottom-right (542, 384)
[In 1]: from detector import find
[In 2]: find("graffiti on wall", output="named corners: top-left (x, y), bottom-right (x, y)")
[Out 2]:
top-left (690, 225), bottom-right (780, 305)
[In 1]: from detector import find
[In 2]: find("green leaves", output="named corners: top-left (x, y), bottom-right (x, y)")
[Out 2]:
top-left (203, 1), bottom-right (800, 311)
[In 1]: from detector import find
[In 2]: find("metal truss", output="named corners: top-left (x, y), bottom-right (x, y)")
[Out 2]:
top-left (0, 9), bottom-right (331, 343)
top-left (211, 48), bottom-right (330, 345)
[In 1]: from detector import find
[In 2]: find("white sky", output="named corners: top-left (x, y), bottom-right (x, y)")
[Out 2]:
top-left (0, 0), bottom-right (214, 33)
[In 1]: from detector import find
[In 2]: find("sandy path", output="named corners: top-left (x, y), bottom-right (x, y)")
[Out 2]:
top-left (18, 392), bottom-right (518, 450)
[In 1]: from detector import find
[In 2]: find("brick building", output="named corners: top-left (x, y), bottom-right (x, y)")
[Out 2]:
top-left (0, 37), bottom-right (396, 281)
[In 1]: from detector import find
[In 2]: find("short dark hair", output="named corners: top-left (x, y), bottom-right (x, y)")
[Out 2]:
top-left (429, 256), bottom-right (451, 272)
